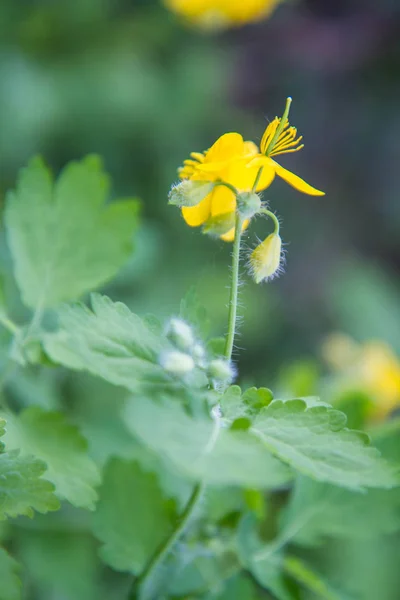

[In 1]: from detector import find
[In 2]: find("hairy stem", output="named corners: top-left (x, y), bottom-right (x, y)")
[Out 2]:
top-left (224, 212), bottom-right (244, 361)
top-left (134, 483), bottom-right (204, 600)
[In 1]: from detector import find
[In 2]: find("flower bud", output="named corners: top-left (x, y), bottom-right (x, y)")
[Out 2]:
top-left (192, 343), bottom-right (207, 368)
top-left (166, 318), bottom-right (195, 351)
top-left (208, 358), bottom-right (235, 383)
top-left (237, 192), bottom-right (261, 220)
top-left (168, 180), bottom-right (214, 208)
top-left (202, 212), bottom-right (235, 237)
top-left (160, 350), bottom-right (195, 376)
top-left (250, 233), bottom-right (283, 283)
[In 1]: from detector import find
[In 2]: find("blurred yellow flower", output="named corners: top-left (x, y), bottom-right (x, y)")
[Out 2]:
top-left (323, 333), bottom-right (400, 421)
top-left (249, 117), bottom-right (325, 196)
top-left (164, 0), bottom-right (283, 29)
top-left (179, 132), bottom-right (275, 241)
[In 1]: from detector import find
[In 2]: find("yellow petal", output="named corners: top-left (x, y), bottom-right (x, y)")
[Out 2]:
top-left (238, 154), bottom-right (275, 192)
top-left (273, 162), bottom-right (325, 196)
top-left (182, 193), bottom-right (212, 226)
top-left (204, 132), bottom-right (244, 164)
top-left (210, 185), bottom-right (236, 216)
top-left (220, 219), bottom-right (250, 242)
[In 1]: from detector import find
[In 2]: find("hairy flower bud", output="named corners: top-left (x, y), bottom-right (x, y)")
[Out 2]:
top-left (250, 233), bottom-right (283, 283)
top-left (168, 180), bottom-right (214, 208)
top-left (237, 192), bottom-right (261, 220)
top-left (208, 358), bottom-right (235, 383)
top-left (160, 350), bottom-right (195, 376)
top-left (166, 318), bottom-right (195, 351)
top-left (202, 212), bottom-right (235, 237)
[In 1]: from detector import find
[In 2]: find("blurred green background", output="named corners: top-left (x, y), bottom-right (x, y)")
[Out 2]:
top-left (1, 2), bottom-right (400, 600)
top-left (1, 0), bottom-right (400, 385)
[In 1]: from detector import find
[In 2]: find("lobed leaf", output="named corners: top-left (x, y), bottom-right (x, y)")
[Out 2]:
top-left (44, 294), bottom-right (173, 393)
top-left (250, 399), bottom-right (399, 490)
top-left (92, 458), bottom-right (175, 574)
top-left (3, 407), bottom-right (100, 509)
top-left (0, 451), bottom-right (59, 520)
top-left (5, 156), bottom-right (139, 308)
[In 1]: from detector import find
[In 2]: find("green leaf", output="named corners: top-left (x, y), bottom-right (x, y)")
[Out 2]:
top-left (15, 529), bottom-right (99, 600)
top-left (5, 156), bottom-right (140, 308)
top-left (220, 386), bottom-right (273, 422)
top-left (283, 555), bottom-right (341, 600)
top-left (92, 458), bottom-right (175, 574)
top-left (0, 547), bottom-right (21, 600)
top-left (123, 397), bottom-right (292, 489)
top-left (0, 451), bottom-right (59, 520)
top-left (281, 475), bottom-right (400, 546)
top-left (44, 294), bottom-right (172, 393)
top-left (236, 514), bottom-right (292, 600)
top-left (167, 549), bottom-right (241, 597)
top-left (180, 286), bottom-right (210, 339)
top-left (3, 407), bottom-right (100, 509)
top-left (250, 399), bottom-right (398, 490)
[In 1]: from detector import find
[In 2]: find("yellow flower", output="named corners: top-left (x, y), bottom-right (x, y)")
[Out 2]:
top-left (179, 132), bottom-right (275, 241)
top-left (249, 117), bottom-right (325, 196)
top-left (323, 334), bottom-right (400, 421)
top-left (164, 0), bottom-right (283, 29)
top-left (175, 99), bottom-right (325, 242)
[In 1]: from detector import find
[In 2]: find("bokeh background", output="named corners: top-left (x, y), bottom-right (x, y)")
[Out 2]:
top-left (1, 1), bottom-right (400, 598)
top-left (1, 0), bottom-right (400, 383)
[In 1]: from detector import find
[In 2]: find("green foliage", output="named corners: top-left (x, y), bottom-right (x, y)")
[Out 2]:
top-left (0, 416), bottom-right (59, 520)
top-left (124, 396), bottom-right (292, 488)
top-left (44, 293), bottom-right (172, 393)
top-left (0, 115), bottom-right (399, 600)
top-left (92, 458), bottom-right (175, 574)
top-left (16, 529), bottom-right (100, 600)
top-left (0, 547), bottom-right (21, 600)
top-left (237, 515), bottom-right (340, 600)
top-left (281, 475), bottom-right (400, 546)
top-left (250, 399), bottom-right (398, 490)
top-left (2, 408), bottom-right (100, 509)
top-left (5, 156), bottom-right (139, 309)
top-left (0, 450), bottom-right (59, 520)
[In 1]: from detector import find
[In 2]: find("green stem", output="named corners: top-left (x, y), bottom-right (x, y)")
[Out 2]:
top-left (214, 180), bottom-right (238, 196)
top-left (259, 208), bottom-right (280, 234)
top-left (134, 483), bottom-right (204, 600)
top-left (0, 316), bottom-right (20, 335)
top-left (251, 167), bottom-right (263, 193)
top-left (224, 212), bottom-right (244, 361)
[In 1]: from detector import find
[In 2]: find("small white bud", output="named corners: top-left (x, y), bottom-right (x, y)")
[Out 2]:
top-left (160, 351), bottom-right (195, 376)
top-left (168, 180), bottom-right (214, 208)
top-left (208, 358), bottom-right (235, 383)
top-left (192, 343), bottom-right (207, 368)
top-left (166, 318), bottom-right (195, 351)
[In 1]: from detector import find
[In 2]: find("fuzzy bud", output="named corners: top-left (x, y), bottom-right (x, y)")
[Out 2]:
top-left (208, 358), bottom-right (235, 383)
top-left (202, 212), bottom-right (235, 237)
top-left (237, 192), bottom-right (261, 220)
top-left (192, 343), bottom-right (207, 368)
top-left (250, 233), bottom-right (283, 283)
top-left (160, 350), bottom-right (195, 376)
top-left (168, 180), bottom-right (214, 208)
top-left (166, 318), bottom-right (195, 351)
